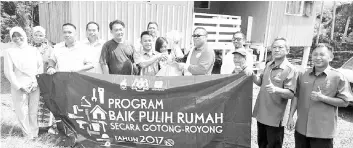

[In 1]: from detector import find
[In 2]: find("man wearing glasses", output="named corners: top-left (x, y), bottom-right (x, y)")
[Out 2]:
top-left (178, 27), bottom-right (215, 75)
top-left (221, 31), bottom-right (253, 75)
top-left (252, 37), bottom-right (298, 148)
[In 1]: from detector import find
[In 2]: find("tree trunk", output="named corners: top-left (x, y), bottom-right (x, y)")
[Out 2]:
top-left (331, 1), bottom-right (336, 41)
top-left (343, 16), bottom-right (351, 42)
top-left (316, 1), bottom-right (324, 45)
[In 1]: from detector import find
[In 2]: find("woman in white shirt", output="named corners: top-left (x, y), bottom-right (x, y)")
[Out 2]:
top-left (4, 26), bottom-right (43, 139)
top-left (155, 37), bottom-right (183, 76)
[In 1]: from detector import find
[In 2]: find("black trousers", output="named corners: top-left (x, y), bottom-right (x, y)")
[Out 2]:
top-left (257, 122), bottom-right (284, 148)
top-left (295, 131), bottom-right (333, 148)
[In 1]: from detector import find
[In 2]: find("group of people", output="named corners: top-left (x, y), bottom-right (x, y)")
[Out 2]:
top-left (3, 18), bottom-right (353, 148)
top-left (252, 38), bottom-right (353, 148)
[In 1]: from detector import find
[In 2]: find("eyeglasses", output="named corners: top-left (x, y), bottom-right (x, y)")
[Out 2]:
top-left (232, 37), bottom-right (243, 42)
top-left (272, 46), bottom-right (285, 50)
top-left (192, 34), bottom-right (206, 38)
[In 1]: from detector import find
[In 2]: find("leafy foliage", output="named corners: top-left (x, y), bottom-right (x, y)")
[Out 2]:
top-left (311, 2), bottom-right (353, 68)
top-left (1, 1), bottom-right (40, 43)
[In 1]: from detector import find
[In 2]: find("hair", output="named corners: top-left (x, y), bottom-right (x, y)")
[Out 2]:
top-left (155, 37), bottom-right (168, 53)
top-left (272, 37), bottom-right (290, 50)
top-left (33, 26), bottom-right (46, 35)
top-left (193, 27), bottom-right (208, 35)
top-left (233, 31), bottom-right (246, 40)
top-left (109, 20), bottom-right (125, 30)
top-left (62, 23), bottom-right (76, 30)
top-left (140, 31), bottom-right (152, 39)
top-left (147, 22), bottom-right (158, 29)
top-left (314, 43), bottom-right (334, 53)
top-left (86, 21), bottom-right (100, 31)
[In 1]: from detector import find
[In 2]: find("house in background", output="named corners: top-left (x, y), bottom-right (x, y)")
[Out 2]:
top-left (194, 1), bottom-right (317, 68)
top-left (39, 1), bottom-right (317, 69)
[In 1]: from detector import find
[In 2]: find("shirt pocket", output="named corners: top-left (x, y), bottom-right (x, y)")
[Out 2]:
top-left (271, 70), bottom-right (284, 87)
top-left (319, 80), bottom-right (336, 96)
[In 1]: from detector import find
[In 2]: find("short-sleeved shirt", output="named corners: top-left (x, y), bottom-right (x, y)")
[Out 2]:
top-left (188, 46), bottom-right (215, 75)
top-left (99, 39), bottom-right (135, 75)
top-left (295, 66), bottom-right (353, 138)
top-left (134, 50), bottom-right (159, 76)
top-left (82, 39), bottom-right (105, 74)
top-left (252, 58), bottom-right (298, 127)
top-left (50, 42), bottom-right (91, 72)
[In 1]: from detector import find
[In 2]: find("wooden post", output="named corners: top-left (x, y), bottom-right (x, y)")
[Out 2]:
top-left (331, 1), bottom-right (336, 40)
top-left (302, 46), bottom-right (311, 68)
top-left (316, 1), bottom-right (324, 45)
top-left (247, 16), bottom-right (253, 42)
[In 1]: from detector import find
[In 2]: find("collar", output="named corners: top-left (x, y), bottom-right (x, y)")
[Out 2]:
top-left (142, 49), bottom-right (155, 56)
top-left (269, 58), bottom-right (290, 69)
top-left (84, 38), bottom-right (104, 47)
top-left (309, 66), bottom-right (332, 76)
top-left (64, 41), bottom-right (77, 48)
top-left (33, 42), bottom-right (43, 47)
top-left (195, 44), bottom-right (208, 51)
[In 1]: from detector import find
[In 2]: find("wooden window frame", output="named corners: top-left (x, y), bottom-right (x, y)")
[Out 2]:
top-left (284, 1), bottom-right (305, 16)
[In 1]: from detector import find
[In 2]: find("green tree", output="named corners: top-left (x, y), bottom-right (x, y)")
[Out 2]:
top-left (1, 1), bottom-right (39, 43)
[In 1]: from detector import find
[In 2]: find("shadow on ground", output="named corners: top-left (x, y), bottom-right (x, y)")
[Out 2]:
top-left (339, 107), bottom-right (353, 123)
top-left (0, 121), bottom-right (23, 138)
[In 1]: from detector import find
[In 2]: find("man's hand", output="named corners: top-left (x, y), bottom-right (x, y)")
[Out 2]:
top-left (157, 53), bottom-right (168, 61)
top-left (286, 117), bottom-right (295, 131)
top-left (47, 67), bottom-right (56, 75)
top-left (178, 63), bottom-right (186, 71)
top-left (265, 81), bottom-right (278, 94)
top-left (311, 86), bottom-right (324, 101)
top-left (29, 82), bottom-right (38, 92)
top-left (20, 87), bottom-right (31, 94)
top-left (243, 67), bottom-right (253, 76)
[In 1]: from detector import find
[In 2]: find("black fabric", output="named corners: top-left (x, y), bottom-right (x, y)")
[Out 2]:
top-left (257, 122), bottom-right (284, 148)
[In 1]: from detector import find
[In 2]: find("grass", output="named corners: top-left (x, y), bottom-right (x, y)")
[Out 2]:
top-left (1, 85), bottom-right (352, 148)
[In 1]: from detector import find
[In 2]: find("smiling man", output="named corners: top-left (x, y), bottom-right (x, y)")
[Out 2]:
top-left (287, 43), bottom-right (353, 148)
top-left (252, 37), bottom-right (298, 148)
top-left (133, 31), bottom-right (168, 76)
top-left (178, 27), bottom-right (215, 75)
top-left (47, 23), bottom-right (93, 74)
top-left (83, 21), bottom-right (105, 74)
top-left (99, 20), bottom-right (137, 75)
top-left (220, 31), bottom-right (253, 75)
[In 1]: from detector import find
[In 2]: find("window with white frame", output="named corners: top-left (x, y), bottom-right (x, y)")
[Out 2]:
top-left (285, 1), bottom-right (305, 16)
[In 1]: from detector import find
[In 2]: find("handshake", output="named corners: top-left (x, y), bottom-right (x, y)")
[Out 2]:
top-left (157, 53), bottom-right (169, 61)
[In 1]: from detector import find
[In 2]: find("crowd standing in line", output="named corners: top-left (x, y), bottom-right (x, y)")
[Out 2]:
top-left (4, 19), bottom-right (353, 148)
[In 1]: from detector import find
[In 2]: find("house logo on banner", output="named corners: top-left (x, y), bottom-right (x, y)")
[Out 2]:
top-left (131, 78), bottom-right (149, 92)
top-left (68, 87), bottom-right (111, 146)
